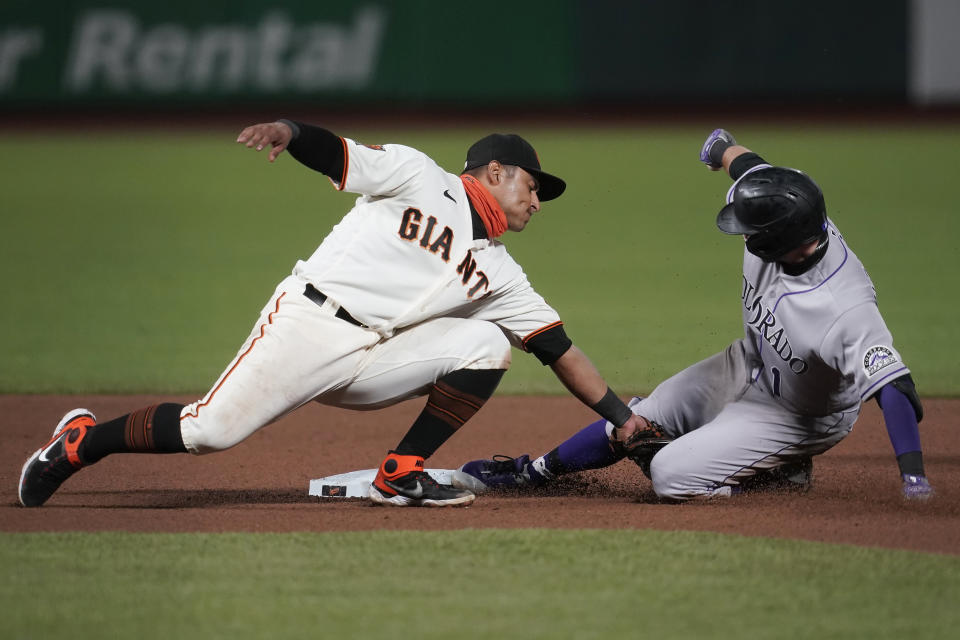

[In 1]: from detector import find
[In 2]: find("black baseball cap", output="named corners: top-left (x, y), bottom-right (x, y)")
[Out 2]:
top-left (462, 133), bottom-right (567, 201)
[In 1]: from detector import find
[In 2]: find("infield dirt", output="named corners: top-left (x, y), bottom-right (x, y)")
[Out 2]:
top-left (3, 395), bottom-right (957, 554)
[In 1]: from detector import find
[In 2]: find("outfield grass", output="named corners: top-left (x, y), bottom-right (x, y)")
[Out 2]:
top-left (2, 530), bottom-right (957, 639)
top-left (2, 124), bottom-right (958, 639)
top-left (2, 124), bottom-right (958, 395)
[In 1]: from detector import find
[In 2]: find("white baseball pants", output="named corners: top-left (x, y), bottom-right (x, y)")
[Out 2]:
top-left (179, 275), bottom-right (511, 453)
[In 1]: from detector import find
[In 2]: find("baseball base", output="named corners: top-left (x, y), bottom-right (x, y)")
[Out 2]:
top-left (309, 468), bottom-right (468, 498)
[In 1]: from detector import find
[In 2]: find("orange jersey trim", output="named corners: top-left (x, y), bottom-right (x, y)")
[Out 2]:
top-left (521, 320), bottom-right (564, 350)
top-left (181, 292), bottom-right (287, 421)
top-left (336, 136), bottom-right (349, 191)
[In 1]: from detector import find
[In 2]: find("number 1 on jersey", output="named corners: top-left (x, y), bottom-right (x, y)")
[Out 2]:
top-left (770, 366), bottom-right (782, 397)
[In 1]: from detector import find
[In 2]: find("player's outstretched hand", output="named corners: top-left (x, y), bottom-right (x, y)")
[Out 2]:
top-left (236, 121), bottom-right (294, 162)
top-left (901, 473), bottom-right (934, 501)
top-left (609, 414), bottom-right (646, 447)
top-left (700, 128), bottom-right (736, 170)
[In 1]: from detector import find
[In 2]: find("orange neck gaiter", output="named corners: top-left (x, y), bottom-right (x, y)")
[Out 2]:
top-left (460, 174), bottom-right (507, 238)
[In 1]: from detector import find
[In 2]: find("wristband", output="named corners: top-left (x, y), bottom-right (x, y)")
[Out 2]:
top-left (708, 139), bottom-right (731, 167)
top-left (728, 152), bottom-right (766, 180)
top-left (590, 387), bottom-right (633, 427)
top-left (276, 119), bottom-right (301, 140)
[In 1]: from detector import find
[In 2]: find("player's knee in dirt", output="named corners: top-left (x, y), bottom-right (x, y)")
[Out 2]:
top-left (649, 447), bottom-right (705, 501)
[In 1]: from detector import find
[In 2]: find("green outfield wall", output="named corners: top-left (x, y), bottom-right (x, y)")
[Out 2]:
top-left (0, 0), bottom-right (934, 109)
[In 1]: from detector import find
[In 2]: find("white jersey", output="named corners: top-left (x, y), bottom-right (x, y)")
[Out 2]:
top-left (740, 220), bottom-right (909, 416)
top-left (181, 135), bottom-right (558, 454)
top-left (292, 138), bottom-right (560, 343)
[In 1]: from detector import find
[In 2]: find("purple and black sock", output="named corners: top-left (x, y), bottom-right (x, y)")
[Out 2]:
top-left (533, 417), bottom-right (624, 478)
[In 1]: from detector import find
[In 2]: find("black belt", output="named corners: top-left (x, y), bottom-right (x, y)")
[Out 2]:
top-left (303, 284), bottom-right (365, 327)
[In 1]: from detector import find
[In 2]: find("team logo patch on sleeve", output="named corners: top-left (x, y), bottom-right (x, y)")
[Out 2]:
top-left (863, 345), bottom-right (898, 376)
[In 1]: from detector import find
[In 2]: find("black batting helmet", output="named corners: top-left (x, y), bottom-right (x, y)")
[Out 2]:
top-left (716, 167), bottom-right (828, 261)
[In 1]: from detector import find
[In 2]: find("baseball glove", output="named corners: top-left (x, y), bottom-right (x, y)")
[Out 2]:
top-left (612, 416), bottom-right (672, 478)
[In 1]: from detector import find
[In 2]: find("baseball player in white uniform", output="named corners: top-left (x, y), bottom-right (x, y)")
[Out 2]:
top-left (455, 129), bottom-right (934, 501)
top-left (18, 120), bottom-right (648, 508)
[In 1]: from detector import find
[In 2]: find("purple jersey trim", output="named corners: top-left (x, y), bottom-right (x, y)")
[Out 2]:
top-left (861, 365), bottom-right (909, 400)
top-left (748, 229), bottom-right (850, 390)
top-left (770, 229), bottom-right (848, 315)
top-left (718, 410), bottom-right (848, 487)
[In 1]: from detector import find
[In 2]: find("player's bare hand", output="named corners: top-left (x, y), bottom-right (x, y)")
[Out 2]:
top-left (236, 121), bottom-right (293, 162)
top-left (610, 414), bottom-right (646, 446)
top-left (610, 414), bottom-right (671, 471)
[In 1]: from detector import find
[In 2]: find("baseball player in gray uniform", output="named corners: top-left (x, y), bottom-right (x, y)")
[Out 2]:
top-left (455, 129), bottom-right (934, 501)
top-left (18, 120), bottom-right (648, 509)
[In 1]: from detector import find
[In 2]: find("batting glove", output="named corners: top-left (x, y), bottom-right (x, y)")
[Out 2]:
top-left (901, 473), bottom-right (934, 501)
top-left (700, 128), bottom-right (736, 169)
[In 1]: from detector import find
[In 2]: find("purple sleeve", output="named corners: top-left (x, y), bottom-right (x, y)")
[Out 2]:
top-left (879, 384), bottom-right (922, 456)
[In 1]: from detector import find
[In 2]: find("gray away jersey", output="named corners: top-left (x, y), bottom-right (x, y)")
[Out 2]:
top-left (740, 221), bottom-right (909, 416)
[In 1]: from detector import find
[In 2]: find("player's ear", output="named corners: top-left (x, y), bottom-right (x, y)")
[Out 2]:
top-left (485, 160), bottom-right (502, 184)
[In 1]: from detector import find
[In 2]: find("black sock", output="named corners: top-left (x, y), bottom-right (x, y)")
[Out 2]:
top-left (393, 369), bottom-right (505, 459)
top-left (80, 403), bottom-right (187, 464)
top-left (897, 451), bottom-right (925, 476)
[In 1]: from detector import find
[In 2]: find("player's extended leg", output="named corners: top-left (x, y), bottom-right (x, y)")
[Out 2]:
top-left (179, 279), bottom-right (379, 454)
top-left (370, 368), bottom-right (505, 507)
top-left (19, 276), bottom-right (376, 507)
top-left (630, 339), bottom-right (751, 438)
top-left (454, 415), bottom-right (625, 492)
top-left (649, 383), bottom-right (856, 501)
top-left (454, 340), bottom-right (751, 493)
top-left (18, 404), bottom-right (189, 507)
top-left (319, 317), bottom-right (511, 506)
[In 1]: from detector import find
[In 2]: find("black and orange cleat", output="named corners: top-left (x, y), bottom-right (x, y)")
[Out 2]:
top-left (368, 452), bottom-right (474, 507)
top-left (18, 409), bottom-right (96, 507)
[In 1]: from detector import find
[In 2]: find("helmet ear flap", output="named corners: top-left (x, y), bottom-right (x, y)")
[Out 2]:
top-left (745, 232), bottom-right (783, 261)
top-left (745, 215), bottom-right (828, 262)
